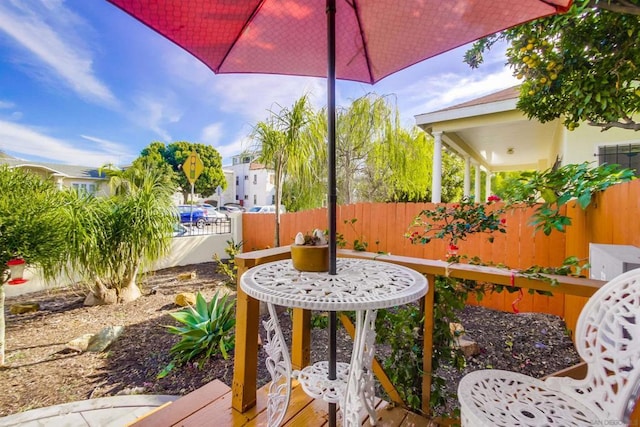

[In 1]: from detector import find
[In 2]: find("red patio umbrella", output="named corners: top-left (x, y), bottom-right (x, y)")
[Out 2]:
top-left (106, 0), bottom-right (572, 423)
top-left (106, 0), bottom-right (572, 269)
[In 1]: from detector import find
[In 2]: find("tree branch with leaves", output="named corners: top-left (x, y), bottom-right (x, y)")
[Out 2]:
top-left (465, 0), bottom-right (640, 132)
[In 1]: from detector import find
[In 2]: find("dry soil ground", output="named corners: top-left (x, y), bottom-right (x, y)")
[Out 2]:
top-left (0, 262), bottom-right (580, 418)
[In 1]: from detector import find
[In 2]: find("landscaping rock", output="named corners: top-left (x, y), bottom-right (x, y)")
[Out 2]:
top-left (449, 321), bottom-right (480, 357)
top-left (65, 334), bottom-right (95, 352)
top-left (177, 271), bottom-right (197, 281)
top-left (175, 292), bottom-right (197, 307)
top-left (9, 303), bottom-right (40, 314)
top-left (116, 386), bottom-right (146, 395)
top-left (456, 336), bottom-right (481, 358)
top-left (87, 326), bottom-right (124, 352)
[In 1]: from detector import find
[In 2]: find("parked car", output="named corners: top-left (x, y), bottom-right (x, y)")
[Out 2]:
top-left (223, 203), bottom-right (245, 212)
top-left (197, 203), bottom-right (228, 222)
top-left (177, 205), bottom-right (207, 228)
top-left (247, 205), bottom-right (286, 213)
top-left (219, 204), bottom-right (244, 214)
top-left (172, 223), bottom-right (189, 236)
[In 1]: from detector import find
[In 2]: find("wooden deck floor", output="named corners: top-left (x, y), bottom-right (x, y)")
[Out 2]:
top-left (128, 380), bottom-right (436, 427)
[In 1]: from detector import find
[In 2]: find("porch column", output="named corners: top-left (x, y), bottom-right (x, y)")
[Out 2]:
top-left (463, 156), bottom-right (471, 198)
top-left (474, 162), bottom-right (481, 203)
top-left (485, 172), bottom-right (492, 201)
top-left (431, 131), bottom-right (443, 203)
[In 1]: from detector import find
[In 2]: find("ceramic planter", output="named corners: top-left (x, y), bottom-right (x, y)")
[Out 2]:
top-left (290, 245), bottom-right (329, 272)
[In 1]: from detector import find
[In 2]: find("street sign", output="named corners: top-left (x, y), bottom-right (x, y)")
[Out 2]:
top-left (182, 150), bottom-right (204, 185)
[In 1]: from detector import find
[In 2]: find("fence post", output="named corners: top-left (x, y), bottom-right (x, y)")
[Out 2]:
top-left (232, 260), bottom-right (259, 412)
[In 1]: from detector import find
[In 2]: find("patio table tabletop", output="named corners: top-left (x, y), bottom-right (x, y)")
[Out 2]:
top-left (240, 258), bottom-right (428, 426)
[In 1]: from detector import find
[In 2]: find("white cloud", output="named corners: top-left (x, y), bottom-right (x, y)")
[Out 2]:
top-left (0, 120), bottom-right (131, 166)
top-left (0, 1), bottom-right (117, 107)
top-left (162, 47), bottom-right (328, 121)
top-left (80, 134), bottom-right (136, 163)
top-left (200, 122), bottom-right (224, 146)
top-left (389, 65), bottom-right (519, 126)
top-left (352, 40), bottom-right (520, 126)
top-left (131, 94), bottom-right (182, 141)
top-left (0, 100), bottom-right (15, 109)
top-left (212, 74), bottom-right (325, 123)
top-left (418, 69), bottom-right (517, 110)
top-left (218, 133), bottom-right (255, 165)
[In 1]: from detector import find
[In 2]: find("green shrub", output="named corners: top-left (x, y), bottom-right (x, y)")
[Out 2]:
top-left (376, 305), bottom-right (424, 411)
top-left (213, 239), bottom-right (243, 286)
top-left (158, 292), bottom-right (235, 378)
top-left (501, 162), bottom-right (635, 235)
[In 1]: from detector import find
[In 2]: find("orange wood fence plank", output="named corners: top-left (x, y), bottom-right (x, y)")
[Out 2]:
top-left (242, 181), bottom-right (640, 320)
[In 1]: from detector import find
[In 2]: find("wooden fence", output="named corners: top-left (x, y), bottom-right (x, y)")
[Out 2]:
top-left (242, 180), bottom-right (640, 328)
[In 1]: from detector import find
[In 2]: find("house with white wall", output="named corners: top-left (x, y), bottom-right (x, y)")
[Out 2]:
top-left (415, 86), bottom-right (640, 202)
top-left (202, 168), bottom-right (235, 207)
top-left (1, 154), bottom-right (109, 196)
top-left (226, 152), bottom-right (275, 208)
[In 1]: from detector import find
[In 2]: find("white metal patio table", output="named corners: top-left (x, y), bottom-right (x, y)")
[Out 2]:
top-left (240, 258), bottom-right (428, 427)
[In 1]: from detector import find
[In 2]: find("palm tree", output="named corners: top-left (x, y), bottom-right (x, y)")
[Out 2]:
top-left (283, 108), bottom-right (328, 211)
top-left (66, 165), bottom-right (177, 304)
top-left (253, 95), bottom-right (315, 247)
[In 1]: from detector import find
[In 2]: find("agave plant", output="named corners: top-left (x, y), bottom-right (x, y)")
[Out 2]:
top-left (158, 291), bottom-right (235, 378)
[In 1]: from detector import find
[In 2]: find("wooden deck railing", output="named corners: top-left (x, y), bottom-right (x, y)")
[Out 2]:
top-left (232, 247), bottom-right (608, 418)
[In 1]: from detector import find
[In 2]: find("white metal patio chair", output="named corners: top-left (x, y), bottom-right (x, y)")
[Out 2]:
top-left (458, 268), bottom-right (640, 426)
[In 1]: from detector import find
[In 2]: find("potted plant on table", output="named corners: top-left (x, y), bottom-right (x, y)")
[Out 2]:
top-left (291, 229), bottom-right (329, 272)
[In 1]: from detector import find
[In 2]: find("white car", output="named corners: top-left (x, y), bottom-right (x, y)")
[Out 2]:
top-left (197, 204), bottom-right (228, 223)
top-left (247, 205), bottom-right (286, 213)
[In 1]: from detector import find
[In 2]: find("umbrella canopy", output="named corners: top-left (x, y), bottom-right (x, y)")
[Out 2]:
top-left (106, 1), bottom-right (572, 424)
top-left (107, 0), bottom-right (572, 262)
top-left (108, 0), bottom-right (570, 85)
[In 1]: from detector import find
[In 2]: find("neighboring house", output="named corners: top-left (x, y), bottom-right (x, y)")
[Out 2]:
top-left (201, 168), bottom-right (235, 207)
top-left (0, 154), bottom-right (109, 196)
top-left (226, 152), bottom-right (275, 208)
top-left (415, 86), bottom-right (640, 202)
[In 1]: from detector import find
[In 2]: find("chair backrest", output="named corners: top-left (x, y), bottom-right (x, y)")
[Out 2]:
top-left (570, 268), bottom-right (640, 422)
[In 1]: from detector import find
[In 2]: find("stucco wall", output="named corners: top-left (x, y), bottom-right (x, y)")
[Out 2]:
top-left (562, 123), bottom-right (640, 166)
top-left (5, 213), bottom-right (243, 298)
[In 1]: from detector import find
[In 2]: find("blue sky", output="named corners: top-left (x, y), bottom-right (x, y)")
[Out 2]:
top-left (0, 0), bottom-right (518, 168)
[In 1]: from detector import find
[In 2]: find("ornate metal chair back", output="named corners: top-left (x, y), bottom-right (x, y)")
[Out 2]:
top-left (546, 268), bottom-right (640, 422)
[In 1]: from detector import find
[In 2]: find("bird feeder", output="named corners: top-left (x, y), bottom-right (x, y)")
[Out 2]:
top-left (7, 258), bottom-right (28, 285)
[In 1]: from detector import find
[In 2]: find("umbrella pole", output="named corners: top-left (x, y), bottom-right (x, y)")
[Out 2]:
top-left (326, 0), bottom-right (337, 426)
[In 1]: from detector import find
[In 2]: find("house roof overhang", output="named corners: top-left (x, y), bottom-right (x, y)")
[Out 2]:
top-left (2, 159), bottom-right (106, 180)
top-left (415, 86), bottom-right (561, 172)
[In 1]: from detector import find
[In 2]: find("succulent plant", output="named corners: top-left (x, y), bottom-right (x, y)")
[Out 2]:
top-left (294, 229), bottom-right (327, 246)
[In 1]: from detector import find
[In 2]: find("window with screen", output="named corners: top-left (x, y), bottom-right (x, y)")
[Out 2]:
top-left (71, 182), bottom-right (97, 195)
top-left (597, 144), bottom-right (640, 176)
